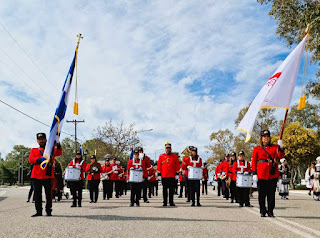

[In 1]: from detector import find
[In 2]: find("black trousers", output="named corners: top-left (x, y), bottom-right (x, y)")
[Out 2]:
top-left (28, 179), bottom-right (35, 201)
top-left (130, 182), bottom-right (142, 204)
top-left (88, 179), bottom-right (100, 202)
top-left (70, 180), bottom-right (83, 205)
top-left (175, 179), bottom-right (178, 194)
top-left (162, 177), bottom-right (175, 205)
top-left (221, 179), bottom-right (229, 199)
top-left (190, 180), bottom-right (200, 204)
top-left (258, 179), bottom-right (277, 214)
top-left (217, 178), bottom-right (222, 196)
top-left (154, 180), bottom-right (158, 196)
top-left (102, 180), bottom-right (113, 199)
top-left (179, 181), bottom-right (186, 197)
top-left (33, 178), bottom-right (52, 215)
top-left (184, 175), bottom-right (191, 201)
top-left (238, 187), bottom-right (250, 205)
top-left (142, 178), bottom-right (148, 201)
top-left (113, 180), bottom-right (120, 197)
top-left (230, 180), bottom-right (238, 201)
top-left (202, 180), bottom-right (208, 194)
top-left (148, 181), bottom-right (154, 197)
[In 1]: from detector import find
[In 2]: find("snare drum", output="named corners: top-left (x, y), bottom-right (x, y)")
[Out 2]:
top-left (65, 167), bottom-right (81, 181)
top-left (236, 173), bottom-right (252, 188)
top-left (188, 167), bottom-right (202, 180)
top-left (101, 173), bottom-right (109, 181)
top-left (129, 170), bottom-right (143, 183)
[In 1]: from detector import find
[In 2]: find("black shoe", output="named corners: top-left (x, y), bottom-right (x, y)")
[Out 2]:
top-left (231, 199), bottom-right (234, 203)
top-left (239, 203), bottom-right (244, 207)
top-left (170, 203), bottom-right (175, 207)
top-left (144, 200), bottom-right (149, 203)
top-left (116, 196), bottom-right (119, 198)
top-left (197, 203), bottom-right (201, 207)
top-left (130, 203), bottom-right (134, 207)
top-left (26, 200), bottom-right (30, 203)
top-left (191, 203), bottom-right (195, 207)
top-left (178, 195), bottom-right (182, 198)
top-left (136, 201), bottom-right (140, 207)
top-left (261, 213), bottom-right (266, 217)
top-left (309, 191), bottom-right (311, 196)
top-left (163, 204), bottom-right (167, 207)
top-left (94, 201), bottom-right (97, 203)
top-left (103, 198), bottom-right (106, 200)
top-left (71, 204), bottom-right (77, 207)
top-left (78, 203), bottom-right (82, 207)
top-left (245, 204), bottom-right (253, 207)
top-left (267, 212), bottom-right (275, 218)
top-left (46, 213), bottom-right (52, 216)
top-left (31, 213), bottom-right (42, 217)
top-left (90, 201), bottom-right (94, 203)
top-left (107, 198), bottom-right (110, 200)
top-left (186, 200), bottom-right (190, 203)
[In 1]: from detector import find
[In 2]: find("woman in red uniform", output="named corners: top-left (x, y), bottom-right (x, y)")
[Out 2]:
top-left (68, 152), bottom-right (86, 207)
top-left (233, 151), bottom-right (251, 207)
top-left (85, 155), bottom-right (101, 203)
top-left (187, 147), bottom-right (203, 207)
top-left (252, 130), bottom-right (285, 217)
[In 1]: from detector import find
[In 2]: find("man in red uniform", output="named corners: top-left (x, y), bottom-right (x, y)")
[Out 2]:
top-left (147, 163), bottom-right (156, 198)
top-left (178, 165), bottom-right (186, 198)
top-left (110, 157), bottom-right (121, 198)
top-left (188, 147), bottom-right (203, 206)
top-left (157, 142), bottom-right (180, 206)
top-left (220, 154), bottom-right (230, 200)
top-left (85, 155), bottom-right (102, 203)
top-left (101, 154), bottom-right (113, 200)
top-left (28, 133), bottom-right (62, 217)
top-left (138, 147), bottom-right (151, 203)
top-left (252, 129), bottom-right (285, 217)
top-left (68, 151), bottom-right (86, 207)
top-left (202, 162), bottom-right (209, 195)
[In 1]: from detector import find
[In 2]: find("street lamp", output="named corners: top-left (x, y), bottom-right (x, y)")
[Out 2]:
top-left (137, 128), bottom-right (153, 133)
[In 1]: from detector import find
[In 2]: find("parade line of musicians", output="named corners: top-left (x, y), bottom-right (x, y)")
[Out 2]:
top-left (27, 129), bottom-right (320, 218)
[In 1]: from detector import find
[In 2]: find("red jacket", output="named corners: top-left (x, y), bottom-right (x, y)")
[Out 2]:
top-left (127, 158), bottom-right (146, 179)
top-left (188, 157), bottom-right (202, 168)
top-left (29, 147), bottom-right (62, 179)
top-left (148, 167), bottom-right (156, 182)
top-left (203, 168), bottom-right (209, 180)
top-left (142, 155), bottom-right (151, 178)
top-left (252, 144), bottom-right (285, 180)
top-left (85, 163), bottom-right (101, 180)
top-left (229, 161), bottom-right (237, 181)
top-left (220, 161), bottom-right (230, 177)
top-left (181, 157), bottom-right (190, 176)
top-left (232, 160), bottom-right (251, 180)
top-left (101, 164), bottom-right (113, 180)
top-left (215, 164), bottom-right (221, 177)
top-left (109, 163), bottom-right (121, 181)
top-left (68, 158), bottom-right (87, 180)
top-left (157, 153), bottom-right (180, 178)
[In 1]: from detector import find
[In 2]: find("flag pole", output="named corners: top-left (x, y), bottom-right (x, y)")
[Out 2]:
top-left (279, 109), bottom-right (289, 140)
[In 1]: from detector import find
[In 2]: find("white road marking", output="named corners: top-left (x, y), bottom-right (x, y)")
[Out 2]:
top-left (0, 190), bottom-right (6, 197)
top-left (245, 207), bottom-right (319, 238)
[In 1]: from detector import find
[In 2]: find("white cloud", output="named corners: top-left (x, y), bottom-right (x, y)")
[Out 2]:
top-left (0, 0), bottom-right (315, 160)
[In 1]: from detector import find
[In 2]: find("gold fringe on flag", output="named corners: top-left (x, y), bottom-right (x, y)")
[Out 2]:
top-left (298, 25), bottom-right (309, 110)
top-left (73, 34), bottom-right (83, 115)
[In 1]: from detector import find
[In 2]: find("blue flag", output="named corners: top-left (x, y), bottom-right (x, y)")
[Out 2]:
top-left (40, 52), bottom-right (77, 169)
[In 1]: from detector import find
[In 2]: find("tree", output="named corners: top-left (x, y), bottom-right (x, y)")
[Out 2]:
top-left (281, 122), bottom-right (320, 186)
top-left (82, 138), bottom-right (114, 163)
top-left (95, 120), bottom-right (140, 164)
top-left (258, 0), bottom-right (320, 98)
top-left (57, 137), bottom-right (76, 170)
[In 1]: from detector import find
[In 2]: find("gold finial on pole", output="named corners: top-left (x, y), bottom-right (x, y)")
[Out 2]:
top-left (76, 33), bottom-right (83, 51)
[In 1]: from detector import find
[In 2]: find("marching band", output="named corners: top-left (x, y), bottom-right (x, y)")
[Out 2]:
top-left (27, 131), bottom-right (320, 218)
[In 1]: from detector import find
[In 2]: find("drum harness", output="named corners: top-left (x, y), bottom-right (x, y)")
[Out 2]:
top-left (237, 160), bottom-right (248, 173)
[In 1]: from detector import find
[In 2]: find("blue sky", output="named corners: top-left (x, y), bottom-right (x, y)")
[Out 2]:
top-left (0, 0), bottom-right (318, 160)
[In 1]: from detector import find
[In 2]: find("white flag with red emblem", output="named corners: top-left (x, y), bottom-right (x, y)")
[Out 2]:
top-left (237, 35), bottom-right (307, 142)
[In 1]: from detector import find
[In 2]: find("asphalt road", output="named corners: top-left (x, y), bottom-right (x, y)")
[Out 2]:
top-left (0, 186), bottom-right (319, 238)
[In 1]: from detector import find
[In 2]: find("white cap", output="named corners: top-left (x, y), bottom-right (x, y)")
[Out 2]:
top-left (316, 156), bottom-right (320, 162)
top-left (280, 158), bottom-right (286, 163)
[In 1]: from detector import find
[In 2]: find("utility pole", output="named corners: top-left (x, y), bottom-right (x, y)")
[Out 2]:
top-left (66, 119), bottom-right (85, 153)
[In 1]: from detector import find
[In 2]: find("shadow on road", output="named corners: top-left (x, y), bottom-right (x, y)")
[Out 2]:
top-left (0, 197), bottom-right (7, 202)
top-left (279, 215), bottom-right (320, 220)
top-left (53, 214), bottom-right (242, 222)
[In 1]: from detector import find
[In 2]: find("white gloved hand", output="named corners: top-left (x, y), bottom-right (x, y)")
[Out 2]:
top-left (253, 175), bottom-right (258, 181)
top-left (130, 167), bottom-right (134, 170)
top-left (139, 153), bottom-right (145, 160)
top-left (217, 173), bottom-right (220, 176)
top-left (175, 175), bottom-right (179, 180)
top-left (158, 176), bottom-right (161, 180)
top-left (278, 139), bottom-right (284, 149)
top-left (114, 171), bottom-right (119, 174)
top-left (138, 167), bottom-right (143, 171)
top-left (187, 166), bottom-right (191, 169)
top-left (148, 176), bottom-right (151, 180)
top-left (244, 172), bottom-right (249, 175)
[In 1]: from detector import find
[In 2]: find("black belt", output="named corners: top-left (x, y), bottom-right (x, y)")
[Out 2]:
top-left (257, 159), bottom-right (273, 163)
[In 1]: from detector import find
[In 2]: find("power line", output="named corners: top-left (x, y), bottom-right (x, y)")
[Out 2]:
top-left (0, 21), bottom-right (60, 92)
top-left (0, 98), bottom-right (74, 137)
